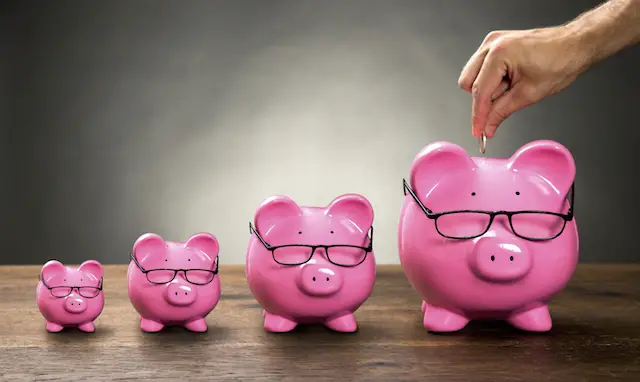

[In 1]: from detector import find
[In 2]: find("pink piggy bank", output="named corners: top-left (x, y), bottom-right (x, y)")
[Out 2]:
top-left (246, 194), bottom-right (376, 333)
top-left (399, 140), bottom-right (578, 333)
top-left (127, 232), bottom-right (221, 332)
top-left (36, 260), bottom-right (105, 333)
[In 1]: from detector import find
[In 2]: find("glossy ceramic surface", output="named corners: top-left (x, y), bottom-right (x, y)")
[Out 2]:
top-left (36, 260), bottom-right (105, 332)
top-left (127, 232), bottom-right (221, 332)
top-left (398, 140), bottom-right (579, 333)
top-left (246, 194), bottom-right (376, 333)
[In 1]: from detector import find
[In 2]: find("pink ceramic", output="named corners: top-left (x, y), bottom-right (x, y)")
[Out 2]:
top-left (127, 232), bottom-right (221, 332)
top-left (36, 260), bottom-right (105, 333)
top-left (246, 194), bottom-right (376, 333)
top-left (399, 140), bottom-right (578, 333)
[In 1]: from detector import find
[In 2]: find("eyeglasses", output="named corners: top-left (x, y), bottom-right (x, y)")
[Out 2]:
top-left (129, 253), bottom-right (219, 285)
top-left (402, 179), bottom-right (575, 241)
top-left (249, 222), bottom-right (373, 267)
top-left (40, 276), bottom-right (103, 298)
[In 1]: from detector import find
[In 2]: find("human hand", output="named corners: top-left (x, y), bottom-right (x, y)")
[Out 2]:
top-left (458, 26), bottom-right (588, 138)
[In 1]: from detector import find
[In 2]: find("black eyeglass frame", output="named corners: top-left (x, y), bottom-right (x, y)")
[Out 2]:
top-left (402, 178), bottom-right (575, 242)
top-left (40, 275), bottom-right (104, 298)
top-left (248, 222), bottom-right (374, 267)
top-left (129, 252), bottom-right (219, 285)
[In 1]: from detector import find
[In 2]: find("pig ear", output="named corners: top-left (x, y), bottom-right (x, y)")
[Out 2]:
top-left (78, 260), bottom-right (103, 280)
top-left (185, 232), bottom-right (220, 257)
top-left (132, 233), bottom-right (167, 261)
top-left (325, 194), bottom-right (374, 231)
top-left (41, 260), bottom-right (66, 282)
top-left (507, 140), bottom-right (576, 194)
top-left (254, 195), bottom-right (302, 234)
top-left (410, 142), bottom-right (476, 196)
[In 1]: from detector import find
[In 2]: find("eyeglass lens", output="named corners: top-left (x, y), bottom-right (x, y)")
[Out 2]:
top-left (435, 212), bottom-right (567, 240)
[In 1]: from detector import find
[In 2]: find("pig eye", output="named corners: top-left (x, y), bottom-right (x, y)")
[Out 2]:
top-left (471, 192), bottom-right (476, 196)
top-left (165, 259), bottom-right (168, 262)
top-left (330, 230), bottom-right (334, 234)
top-left (298, 231), bottom-right (302, 234)
top-left (515, 191), bottom-right (520, 195)
top-left (188, 259), bottom-right (191, 261)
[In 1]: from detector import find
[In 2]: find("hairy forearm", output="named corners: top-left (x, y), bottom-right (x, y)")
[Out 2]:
top-left (565, 0), bottom-right (640, 69)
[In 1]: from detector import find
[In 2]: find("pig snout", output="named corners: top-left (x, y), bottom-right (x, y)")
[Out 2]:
top-left (64, 295), bottom-right (88, 314)
top-left (469, 237), bottom-right (532, 282)
top-left (298, 264), bottom-right (343, 297)
top-left (165, 282), bottom-right (198, 306)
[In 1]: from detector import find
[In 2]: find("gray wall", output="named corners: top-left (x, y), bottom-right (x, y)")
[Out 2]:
top-left (2, 0), bottom-right (639, 265)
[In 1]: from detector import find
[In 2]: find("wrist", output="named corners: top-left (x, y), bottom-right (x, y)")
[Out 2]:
top-left (559, 23), bottom-right (598, 75)
top-left (544, 24), bottom-right (594, 77)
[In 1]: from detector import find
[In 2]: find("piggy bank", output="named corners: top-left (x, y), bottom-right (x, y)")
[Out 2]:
top-left (246, 194), bottom-right (376, 333)
top-left (36, 260), bottom-right (105, 333)
top-left (399, 140), bottom-right (578, 333)
top-left (127, 232), bottom-right (221, 332)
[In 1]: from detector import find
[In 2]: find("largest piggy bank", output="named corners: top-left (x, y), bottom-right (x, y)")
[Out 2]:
top-left (399, 140), bottom-right (578, 333)
top-left (246, 194), bottom-right (376, 333)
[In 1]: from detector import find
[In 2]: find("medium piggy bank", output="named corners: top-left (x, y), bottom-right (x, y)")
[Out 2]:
top-left (36, 260), bottom-right (105, 333)
top-left (399, 140), bottom-right (578, 333)
top-left (246, 194), bottom-right (376, 333)
top-left (127, 232), bottom-right (221, 332)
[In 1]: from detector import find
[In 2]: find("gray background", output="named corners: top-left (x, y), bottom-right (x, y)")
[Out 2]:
top-left (2, 0), bottom-right (638, 265)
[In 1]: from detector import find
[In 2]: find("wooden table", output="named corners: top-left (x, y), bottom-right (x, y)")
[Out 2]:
top-left (1, 265), bottom-right (639, 381)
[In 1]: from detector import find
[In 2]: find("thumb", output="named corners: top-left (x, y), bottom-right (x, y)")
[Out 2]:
top-left (484, 90), bottom-right (526, 138)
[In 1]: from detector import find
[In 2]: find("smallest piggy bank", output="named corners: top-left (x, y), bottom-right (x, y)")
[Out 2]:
top-left (127, 232), bottom-right (221, 333)
top-left (246, 193), bottom-right (376, 333)
top-left (36, 260), bottom-right (105, 333)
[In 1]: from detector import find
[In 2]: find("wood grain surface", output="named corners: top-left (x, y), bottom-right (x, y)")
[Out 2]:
top-left (1, 265), bottom-right (639, 381)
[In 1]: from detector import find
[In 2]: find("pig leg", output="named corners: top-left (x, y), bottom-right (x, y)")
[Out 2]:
top-left (184, 318), bottom-right (208, 332)
top-left (263, 311), bottom-right (297, 332)
top-left (140, 317), bottom-right (165, 332)
top-left (78, 322), bottom-right (95, 332)
top-left (506, 305), bottom-right (552, 332)
top-left (423, 303), bottom-right (469, 332)
top-left (45, 321), bottom-right (64, 333)
top-left (325, 312), bottom-right (357, 333)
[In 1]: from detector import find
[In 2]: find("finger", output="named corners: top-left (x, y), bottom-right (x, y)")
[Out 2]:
top-left (491, 80), bottom-right (510, 102)
top-left (471, 51), bottom-right (509, 138)
top-left (458, 48), bottom-right (489, 92)
top-left (484, 88), bottom-right (525, 138)
top-left (458, 30), bottom-right (514, 92)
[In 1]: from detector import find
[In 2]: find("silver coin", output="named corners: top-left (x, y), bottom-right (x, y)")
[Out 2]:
top-left (478, 131), bottom-right (487, 154)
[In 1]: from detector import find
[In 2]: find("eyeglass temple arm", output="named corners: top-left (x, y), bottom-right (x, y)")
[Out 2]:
top-left (129, 252), bottom-right (147, 272)
top-left (249, 222), bottom-right (272, 248)
top-left (567, 183), bottom-right (575, 218)
top-left (402, 179), bottom-right (434, 216)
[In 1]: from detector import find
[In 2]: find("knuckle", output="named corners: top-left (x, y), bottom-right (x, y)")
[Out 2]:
top-left (491, 37), bottom-right (510, 53)
top-left (483, 30), bottom-right (503, 44)
top-left (471, 83), bottom-right (482, 98)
